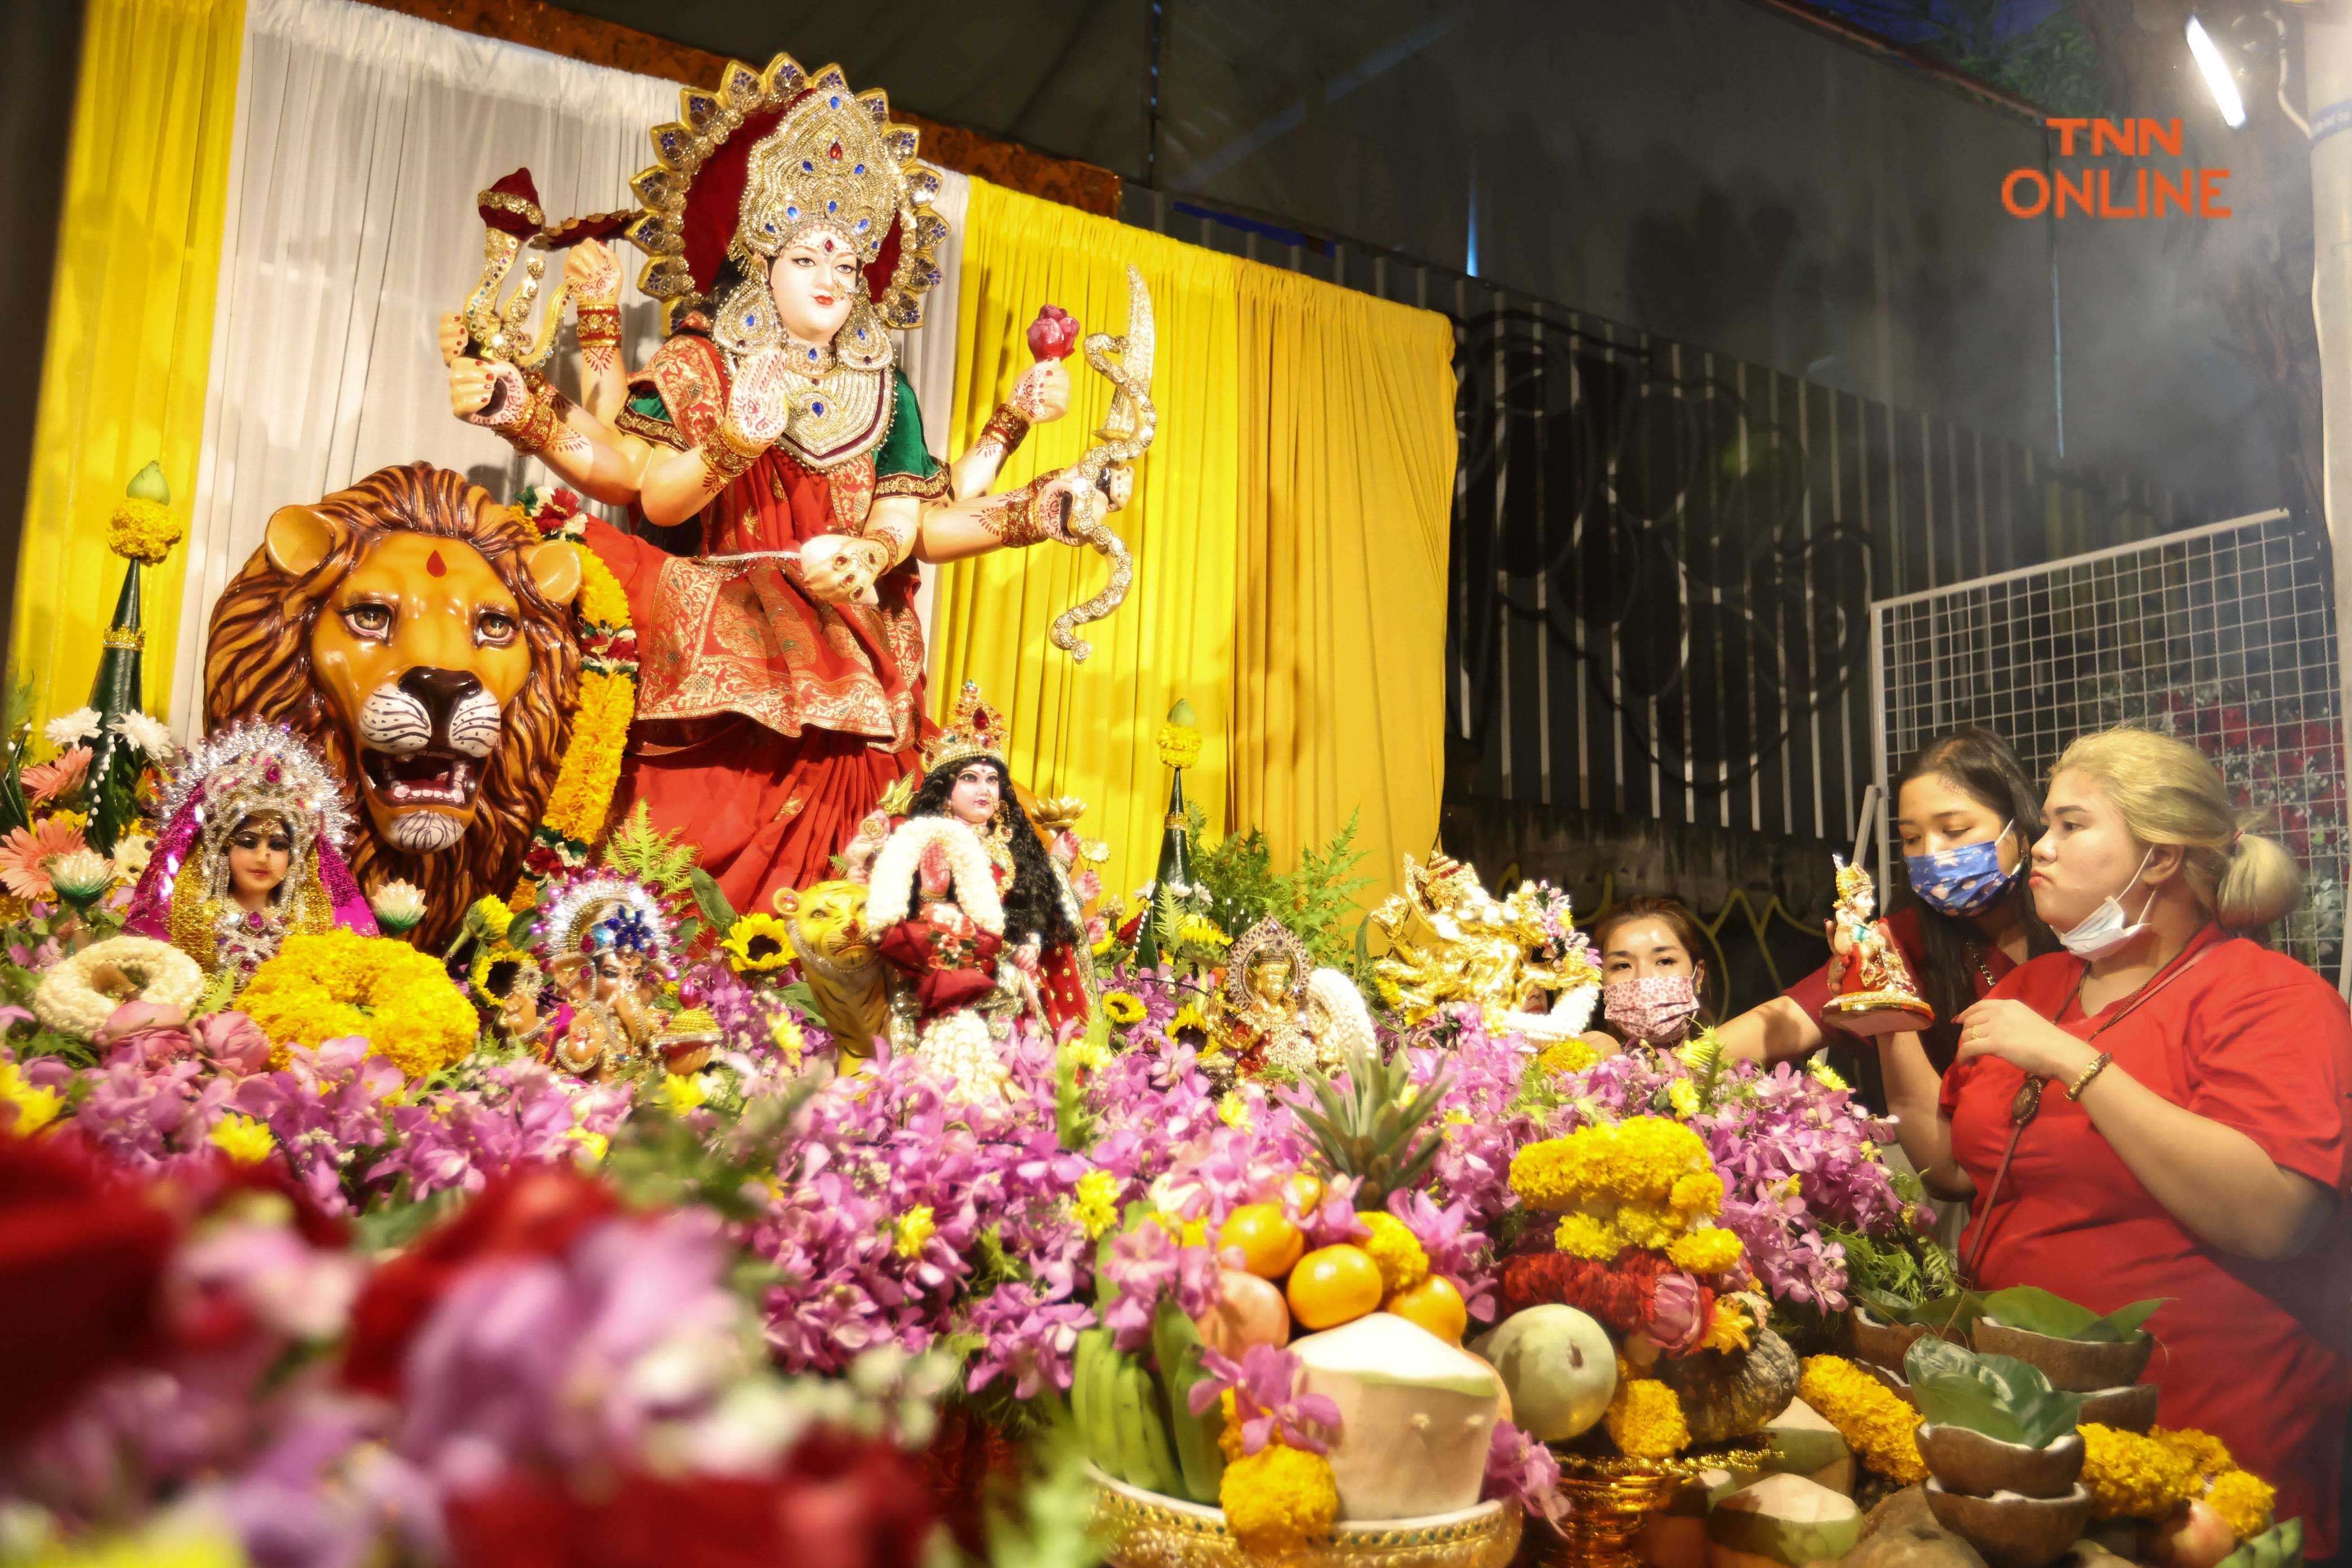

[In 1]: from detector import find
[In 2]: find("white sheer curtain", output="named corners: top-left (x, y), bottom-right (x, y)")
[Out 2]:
top-left (172, 0), bottom-right (969, 734)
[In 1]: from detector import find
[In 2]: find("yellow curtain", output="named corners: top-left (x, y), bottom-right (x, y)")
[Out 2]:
top-left (6, 0), bottom-right (243, 730)
top-left (930, 180), bottom-right (1458, 906)
top-left (1231, 269), bottom-right (1457, 905)
top-left (930, 181), bottom-right (1244, 898)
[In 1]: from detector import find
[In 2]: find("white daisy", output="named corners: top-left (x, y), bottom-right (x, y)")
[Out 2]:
top-left (112, 832), bottom-right (153, 879)
top-left (43, 707), bottom-right (100, 750)
top-left (108, 710), bottom-right (175, 759)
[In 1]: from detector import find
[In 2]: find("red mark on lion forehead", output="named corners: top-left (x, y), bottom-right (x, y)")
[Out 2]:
top-left (427, 550), bottom-right (447, 577)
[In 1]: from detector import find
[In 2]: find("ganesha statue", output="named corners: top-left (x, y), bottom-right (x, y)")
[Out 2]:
top-left (440, 55), bottom-right (1154, 925)
top-left (526, 872), bottom-right (677, 1080)
top-left (202, 464), bottom-right (582, 950)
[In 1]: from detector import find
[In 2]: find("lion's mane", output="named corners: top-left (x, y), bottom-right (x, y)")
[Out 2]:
top-left (203, 462), bottom-right (581, 948)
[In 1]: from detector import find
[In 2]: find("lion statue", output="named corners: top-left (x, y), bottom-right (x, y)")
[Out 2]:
top-left (203, 462), bottom-right (582, 949)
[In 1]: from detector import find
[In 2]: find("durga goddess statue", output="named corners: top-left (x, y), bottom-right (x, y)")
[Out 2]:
top-left (443, 57), bottom-right (1106, 917)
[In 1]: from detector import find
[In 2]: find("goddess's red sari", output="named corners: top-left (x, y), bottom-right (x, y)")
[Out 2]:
top-left (581, 334), bottom-right (947, 916)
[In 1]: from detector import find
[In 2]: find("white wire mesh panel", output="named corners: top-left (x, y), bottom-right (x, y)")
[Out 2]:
top-left (1874, 510), bottom-right (2347, 977)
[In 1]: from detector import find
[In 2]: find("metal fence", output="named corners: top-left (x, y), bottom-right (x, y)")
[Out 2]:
top-left (1873, 509), bottom-right (2348, 981)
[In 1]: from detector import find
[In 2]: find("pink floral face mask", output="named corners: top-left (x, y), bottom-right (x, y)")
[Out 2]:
top-left (1602, 973), bottom-right (1701, 1044)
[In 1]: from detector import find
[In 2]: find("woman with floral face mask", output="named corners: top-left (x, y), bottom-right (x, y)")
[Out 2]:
top-left (1714, 729), bottom-right (2059, 1094)
top-left (1899, 727), bottom-right (2349, 1555)
top-left (1579, 897), bottom-right (1709, 1055)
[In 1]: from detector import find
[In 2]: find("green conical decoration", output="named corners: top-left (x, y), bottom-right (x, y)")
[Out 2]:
top-left (1134, 698), bottom-right (1201, 970)
top-left (83, 463), bottom-right (175, 853)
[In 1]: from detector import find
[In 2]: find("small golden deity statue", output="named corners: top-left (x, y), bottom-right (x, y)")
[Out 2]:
top-left (1819, 856), bottom-right (1935, 1036)
top-left (1367, 854), bottom-right (1601, 1029)
top-left (1203, 917), bottom-right (1380, 1085)
top-left (530, 875), bottom-right (676, 1080)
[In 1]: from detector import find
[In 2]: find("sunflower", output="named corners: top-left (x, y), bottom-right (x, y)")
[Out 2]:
top-left (722, 911), bottom-right (796, 973)
top-left (1170, 1001), bottom-right (1210, 1036)
top-left (1103, 990), bottom-right (1146, 1026)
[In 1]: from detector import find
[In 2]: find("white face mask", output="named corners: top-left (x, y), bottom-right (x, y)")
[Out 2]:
top-left (2054, 847), bottom-right (2156, 960)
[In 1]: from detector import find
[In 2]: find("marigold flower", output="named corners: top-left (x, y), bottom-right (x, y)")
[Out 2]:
top-left (2080, 1423), bottom-right (2201, 1521)
top-left (2204, 1469), bottom-right (2276, 1540)
top-left (2154, 1427), bottom-right (2237, 1481)
top-left (1800, 1356), bottom-right (1927, 1484)
top-left (1554, 1213), bottom-right (1622, 1260)
top-left (108, 494), bottom-right (185, 564)
top-left (1218, 1090), bottom-right (1255, 1132)
top-left (1359, 1211), bottom-right (1429, 1294)
top-left (1667, 1077), bottom-right (1702, 1119)
top-left (1701, 1296), bottom-right (1753, 1353)
top-left (1665, 1227), bottom-right (1744, 1275)
top-left (1539, 1037), bottom-right (1598, 1076)
top-left (1605, 1375), bottom-right (1690, 1459)
top-left (1669, 1170), bottom-right (1724, 1218)
top-left (1157, 723), bottom-right (1205, 771)
top-left (1219, 1441), bottom-right (1338, 1555)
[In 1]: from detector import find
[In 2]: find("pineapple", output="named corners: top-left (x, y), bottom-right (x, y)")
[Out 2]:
top-left (1295, 1041), bottom-right (1450, 1211)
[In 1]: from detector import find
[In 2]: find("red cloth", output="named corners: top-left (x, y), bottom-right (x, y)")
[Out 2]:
top-left (580, 440), bottom-right (928, 916)
top-left (877, 917), bottom-right (1004, 1016)
top-left (1781, 905), bottom-right (2014, 1034)
top-left (1939, 934), bottom-right (2352, 1554)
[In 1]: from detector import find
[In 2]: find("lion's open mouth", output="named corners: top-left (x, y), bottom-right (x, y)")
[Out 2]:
top-left (360, 746), bottom-right (482, 809)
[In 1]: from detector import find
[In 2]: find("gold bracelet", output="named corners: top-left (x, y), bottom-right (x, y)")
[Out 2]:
top-left (574, 304), bottom-right (622, 350)
top-left (505, 369), bottom-right (569, 457)
top-left (704, 420), bottom-right (765, 483)
top-left (978, 474), bottom-right (1061, 549)
top-left (2065, 1050), bottom-right (2113, 1101)
top-left (978, 402), bottom-right (1031, 458)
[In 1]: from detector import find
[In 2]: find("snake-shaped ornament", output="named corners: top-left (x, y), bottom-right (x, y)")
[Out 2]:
top-left (1049, 265), bottom-right (1158, 661)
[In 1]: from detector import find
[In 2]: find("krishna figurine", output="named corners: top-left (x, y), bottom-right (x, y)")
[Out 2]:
top-left (442, 56), bottom-right (1155, 920)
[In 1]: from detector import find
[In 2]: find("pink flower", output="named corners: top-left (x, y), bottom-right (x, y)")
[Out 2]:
top-left (1482, 1420), bottom-right (1565, 1529)
top-left (1647, 1271), bottom-right (1708, 1355)
top-left (96, 1001), bottom-right (198, 1066)
top-left (1186, 1343), bottom-right (1341, 1456)
top-left (0, 818), bottom-right (87, 899)
top-left (195, 1011), bottom-right (273, 1076)
top-left (23, 746), bottom-right (90, 804)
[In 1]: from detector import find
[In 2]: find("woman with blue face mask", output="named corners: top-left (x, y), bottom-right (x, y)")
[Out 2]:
top-left (1895, 727), bottom-right (2349, 1556)
top-left (1716, 728), bottom-right (2060, 1088)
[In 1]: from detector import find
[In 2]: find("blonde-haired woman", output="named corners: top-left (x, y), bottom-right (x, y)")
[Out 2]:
top-left (1887, 726), bottom-right (2351, 1553)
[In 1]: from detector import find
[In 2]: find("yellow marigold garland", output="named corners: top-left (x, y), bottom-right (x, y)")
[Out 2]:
top-left (1538, 1037), bottom-right (1598, 1075)
top-left (510, 501), bottom-right (638, 901)
top-left (1604, 1375), bottom-right (1690, 1460)
top-left (240, 929), bottom-right (480, 1078)
top-left (1219, 1441), bottom-right (1339, 1555)
top-left (2081, 1425), bottom-right (2275, 1531)
top-left (1798, 1356), bottom-right (1927, 1485)
top-left (1157, 722), bottom-right (1204, 770)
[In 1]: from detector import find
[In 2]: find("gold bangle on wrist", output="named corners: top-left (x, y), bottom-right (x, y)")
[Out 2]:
top-left (507, 370), bottom-right (568, 456)
top-left (705, 420), bottom-right (764, 482)
top-left (2065, 1050), bottom-right (2113, 1101)
top-left (979, 402), bottom-right (1031, 457)
top-left (575, 304), bottom-right (622, 349)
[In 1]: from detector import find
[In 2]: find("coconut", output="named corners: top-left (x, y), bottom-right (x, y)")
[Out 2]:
top-left (1704, 1473), bottom-right (1865, 1568)
top-left (1485, 1304), bottom-right (1617, 1442)
top-left (1758, 1400), bottom-right (1855, 1496)
top-left (1922, 1480), bottom-right (2093, 1568)
top-left (2073, 1382), bottom-right (2159, 1434)
top-left (1971, 1320), bottom-right (2153, 1394)
top-left (1290, 1312), bottom-right (1502, 1521)
top-left (1917, 1426), bottom-right (2084, 1501)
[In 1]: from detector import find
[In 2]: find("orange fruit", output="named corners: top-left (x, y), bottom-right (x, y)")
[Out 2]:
top-left (1286, 1244), bottom-right (1384, 1329)
top-left (1384, 1275), bottom-right (1469, 1344)
top-left (1284, 1171), bottom-right (1326, 1213)
top-left (1218, 1203), bottom-right (1306, 1279)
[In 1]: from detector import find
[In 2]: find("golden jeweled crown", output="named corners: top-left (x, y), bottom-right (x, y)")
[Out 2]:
top-left (922, 681), bottom-right (1009, 776)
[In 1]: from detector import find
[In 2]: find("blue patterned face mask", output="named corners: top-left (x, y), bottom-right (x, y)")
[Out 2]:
top-left (1905, 822), bottom-right (2017, 917)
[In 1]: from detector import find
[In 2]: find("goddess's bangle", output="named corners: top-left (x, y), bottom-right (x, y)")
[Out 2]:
top-left (574, 304), bottom-right (622, 351)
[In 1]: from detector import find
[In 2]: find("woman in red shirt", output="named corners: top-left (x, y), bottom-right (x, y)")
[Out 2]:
top-left (1718, 728), bottom-right (2057, 1085)
top-left (1897, 727), bottom-right (2350, 1553)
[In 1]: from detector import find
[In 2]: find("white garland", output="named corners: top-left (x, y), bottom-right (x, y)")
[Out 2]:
top-left (1304, 967), bottom-right (1378, 1063)
top-left (865, 816), bottom-right (1004, 936)
top-left (912, 1008), bottom-right (1010, 1101)
top-left (33, 936), bottom-right (206, 1039)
